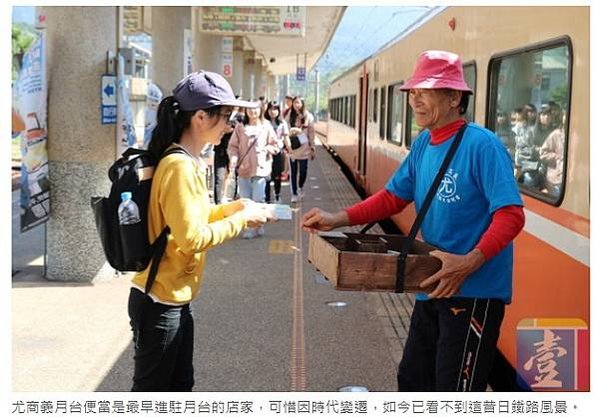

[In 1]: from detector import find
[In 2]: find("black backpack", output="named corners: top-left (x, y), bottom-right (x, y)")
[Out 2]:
top-left (91, 147), bottom-right (185, 294)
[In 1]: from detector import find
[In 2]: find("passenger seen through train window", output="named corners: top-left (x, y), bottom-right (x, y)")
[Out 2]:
top-left (489, 43), bottom-right (571, 204)
top-left (539, 109), bottom-right (566, 199)
top-left (513, 103), bottom-right (541, 187)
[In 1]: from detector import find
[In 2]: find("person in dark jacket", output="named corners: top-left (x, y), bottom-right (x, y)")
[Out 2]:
top-left (213, 105), bottom-right (244, 203)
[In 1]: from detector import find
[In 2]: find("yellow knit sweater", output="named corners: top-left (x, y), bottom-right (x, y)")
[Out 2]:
top-left (132, 148), bottom-right (246, 304)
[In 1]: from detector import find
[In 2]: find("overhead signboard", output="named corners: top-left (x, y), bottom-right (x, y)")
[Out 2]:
top-left (199, 6), bottom-right (306, 37)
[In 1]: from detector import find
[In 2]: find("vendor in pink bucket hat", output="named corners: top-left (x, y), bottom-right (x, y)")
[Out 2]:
top-left (301, 49), bottom-right (525, 391)
top-left (397, 50), bottom-right (475, 130)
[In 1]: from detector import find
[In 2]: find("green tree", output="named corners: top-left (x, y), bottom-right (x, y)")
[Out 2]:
top-left (12, 23), bottom-right (37, 82)
top-left (549, 84), bottom-right (569, 110)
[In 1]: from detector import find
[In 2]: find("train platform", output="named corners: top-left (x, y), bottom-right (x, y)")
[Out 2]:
top-left (11, 134), bottom-right (415, 392)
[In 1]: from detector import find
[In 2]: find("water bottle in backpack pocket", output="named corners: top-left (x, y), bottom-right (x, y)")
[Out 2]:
top-left (118, 191), bottom-right (147, 271)
top-left (91, 147), bottom-right (185, 276)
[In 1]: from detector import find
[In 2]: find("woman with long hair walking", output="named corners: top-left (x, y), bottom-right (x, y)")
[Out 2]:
top-left (285, 96), bottom-right (315, 203)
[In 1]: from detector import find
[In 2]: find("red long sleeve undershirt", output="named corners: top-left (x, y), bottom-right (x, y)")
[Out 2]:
top-left (345, 119), bottom-right (525, 260)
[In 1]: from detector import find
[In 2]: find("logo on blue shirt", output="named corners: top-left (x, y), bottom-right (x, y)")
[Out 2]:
top-left (438, 169), bottom-right (460, 203)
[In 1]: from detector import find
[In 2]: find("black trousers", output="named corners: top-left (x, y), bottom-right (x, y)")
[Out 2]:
top-left (128, 288), bottom-right (195, 391)
top-left (289, 158), bottom-right (308, 195)
top-left (213, 165), bottom-right (228, 204)
top-left (398, 297), bottom-right (505, 391)
top-left (265, 153), bottom-right (285, 202)
top-left (213, 153), bottom-right (229, 204)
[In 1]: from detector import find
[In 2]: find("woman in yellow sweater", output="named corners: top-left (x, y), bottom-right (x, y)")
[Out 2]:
top-left (129, 71), bottom-right (270, 391)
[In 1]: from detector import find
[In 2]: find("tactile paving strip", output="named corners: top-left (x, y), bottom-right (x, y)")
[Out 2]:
top-left (311, 136), bottom-right (415, 367)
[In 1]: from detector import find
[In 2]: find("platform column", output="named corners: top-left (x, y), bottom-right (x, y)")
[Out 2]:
top-left (242, 51), bottom-right (255, 101)
top-left (40, 6), bottom-right (118, 281)
top-left (230, 37), bottom-right (244, 97)
top-left (152, 6), bottom-right (191, 93)
top-left (267, 73), bottom-right (278, 101)
top-left (253, 58), bottom-right (264, 100)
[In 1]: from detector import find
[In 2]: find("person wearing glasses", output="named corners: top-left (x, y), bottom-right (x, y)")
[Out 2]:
top-left (129, 71), bottom-right (274, 391)
top-left (213, 102), bottom-right (244, 204)
top-left (227, 99), bottom-right (280, 238)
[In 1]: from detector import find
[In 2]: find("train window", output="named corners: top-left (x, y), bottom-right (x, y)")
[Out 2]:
top-left (344, 96), bottom-right (349, 125)
top-left (373, 88), bottom-right (378, 123)
top-left (332, 98), bottom-right (336, 121)
top-left (379, 87), bottom-right (386, 139)
top-left (331, 99), bottom-right (335, 121)
top-left (368, 89), bottom-right (373, 122)
top-left (347, 96), bottom-right (350, 127)
top-left (404, 104), bottom-right (423, 149)
top-left (462, 62), bottom-right (476, 122)
top-left (350, 95), bottom-right (356, 128)
top-left (488, 39), bottom-right (572, 205)
top-left (387, 83), bottom-right (404, 145)
top-left (332, 98), bottom-right (336, 122)
top-left (335, 98), bottom-right (338, 121)
top-left (347, 96), bottom-right (351, 126)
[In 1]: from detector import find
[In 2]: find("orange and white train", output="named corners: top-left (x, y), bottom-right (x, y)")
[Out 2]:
top-left (324, 6), bottom-right (589, 391)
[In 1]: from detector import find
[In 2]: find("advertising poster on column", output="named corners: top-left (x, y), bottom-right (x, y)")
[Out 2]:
top-left (116, 55), bottom-right (137, 157)
top-left (15, 32), bottom-right (50, 233)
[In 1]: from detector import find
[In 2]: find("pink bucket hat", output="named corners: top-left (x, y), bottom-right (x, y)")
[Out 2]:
top-left (400, 50), bottom-right (473, 93)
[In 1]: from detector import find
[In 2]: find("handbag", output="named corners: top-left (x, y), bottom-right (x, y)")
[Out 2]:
top-left (289, 135), bottom-right (301, 150)
top-left (289, 127), bottom-right (308, 150)
top-left (235, 137), bottom-right (257, 170)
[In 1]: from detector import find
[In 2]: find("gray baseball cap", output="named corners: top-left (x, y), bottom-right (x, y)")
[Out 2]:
top-left (172, 71), bottom-right (258, 111)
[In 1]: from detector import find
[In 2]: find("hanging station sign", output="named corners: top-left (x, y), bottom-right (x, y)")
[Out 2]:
top-left (221, 36), bottom-right (234, 78)
top-left (199, 6), bottom-right (306, 37)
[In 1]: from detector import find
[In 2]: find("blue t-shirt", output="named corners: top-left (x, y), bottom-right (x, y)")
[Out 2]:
top-left (386, 123), bottom-right (523, 303)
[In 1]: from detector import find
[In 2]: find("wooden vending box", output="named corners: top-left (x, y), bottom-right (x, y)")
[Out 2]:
top-left (308, 232), bottom-right (442, 292)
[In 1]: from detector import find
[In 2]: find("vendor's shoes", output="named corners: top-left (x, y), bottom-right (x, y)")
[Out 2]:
top-left (290, 194), bottom-right (299, 203)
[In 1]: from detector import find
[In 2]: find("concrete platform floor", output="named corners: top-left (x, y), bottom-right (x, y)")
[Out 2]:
top-left (11, 138), bottom-right (414, 392)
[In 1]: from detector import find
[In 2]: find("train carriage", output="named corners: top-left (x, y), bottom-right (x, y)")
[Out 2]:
top-left (326, 6), bottom-right (589, 390)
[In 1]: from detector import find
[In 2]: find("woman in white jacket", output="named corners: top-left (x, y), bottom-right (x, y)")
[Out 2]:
top-left (228, 102), bottom-right (279, 238)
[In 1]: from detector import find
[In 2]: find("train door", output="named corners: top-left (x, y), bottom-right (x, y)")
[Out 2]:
top-left (358, 70), bottom-right (369, 178)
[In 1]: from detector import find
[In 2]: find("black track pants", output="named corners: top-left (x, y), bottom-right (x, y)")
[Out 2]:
top-left (397, 297), bottom-right (505, 391)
